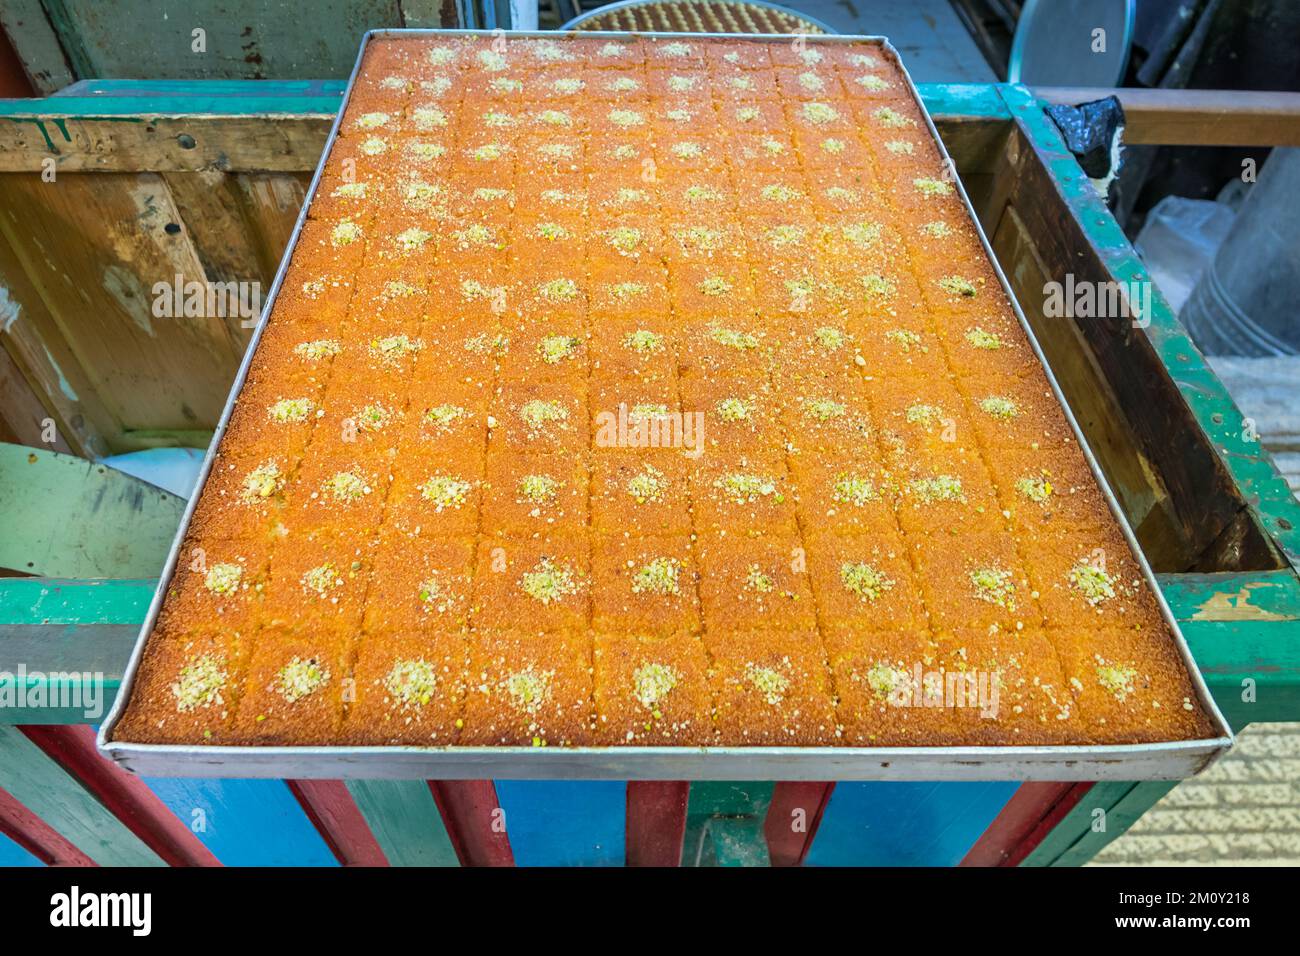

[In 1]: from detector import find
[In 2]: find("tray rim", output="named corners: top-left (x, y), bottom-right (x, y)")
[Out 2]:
top-left (97, 28), bottom-right (1234, 781)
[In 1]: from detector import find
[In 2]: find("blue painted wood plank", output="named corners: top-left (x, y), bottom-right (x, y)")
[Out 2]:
top-left (0, 830), bottom-right (43, 866)
top-left (141, 777), bottom-right (339, 867)
top-left (805, 781), bottom-right (1018, 867)
top-left (493, 781), bottom-right (626, 867)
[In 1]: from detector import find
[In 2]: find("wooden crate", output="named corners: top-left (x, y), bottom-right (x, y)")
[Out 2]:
top-left (1, 80), bottom-right (1297, 867)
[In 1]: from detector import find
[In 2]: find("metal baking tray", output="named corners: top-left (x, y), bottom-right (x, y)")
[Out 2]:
top-left (98, 29), bottom-right (1234, 781)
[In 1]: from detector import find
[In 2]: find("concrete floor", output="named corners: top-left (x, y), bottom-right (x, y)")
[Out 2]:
top-left (1090, 723), bottom-right (1300, 866)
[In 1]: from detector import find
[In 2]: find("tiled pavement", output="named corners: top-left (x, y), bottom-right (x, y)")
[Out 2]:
top-left (1089, 723), bottom-right (1300, 866)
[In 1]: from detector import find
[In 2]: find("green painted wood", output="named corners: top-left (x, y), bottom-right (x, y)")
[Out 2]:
top-left (0, 725), bottom-right (163, 865)
top-left (1019, 781), bottom-right (1179, 867)
top-left (998, 83), bottom-right (1300, 570)
top-left (918, 82), bottom-right (1010, 119)
top-left (682, 782), bottom-right (774, 867)
top-left (0, 443), bottom-right (185, 578)
top-left (0, 577), bottom-right (155, 625)
top-left (0, 92), bottom-right (344, 116)
top-left (345, 779), bottom-right (460, 867)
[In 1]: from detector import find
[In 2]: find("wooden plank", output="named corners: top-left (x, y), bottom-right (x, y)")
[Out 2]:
top-left (345, 779), bottom-right (459, 866)
top-left (804, 782), bottom-right (1018, 866)
top-left (1034, 87), bottom-right (1300, 147)
top-left (0, 174), bottom-right (244, 440)
top-left (288, 780), bottom-right (390, 867)
top-left (959, 782), bottom-right (1092, 866)
top-left (0, 443), bottom-right (184, 578)
top-left (625, 781), bottom-right (688, 867)
top-left (0, 784), bottom-right (93, 865)
top-left (764, 781), bottom-right (834, 867)
top-left (492, 781), bottom-right (625, 867)
top-left (140, 777), bottom-right (340, 866)
top-left (0, 827), bottom-right (45, 866)
top-left (0, 343), bottom-right (73, 451)
top-left (428, 780), bottom-right (514, 866)
top-left (0, 0), bottom-right (74, 94)
top-left (0, 724), bottom-right (162, 865)
top-left (21, 724), bottom-right (221, 866)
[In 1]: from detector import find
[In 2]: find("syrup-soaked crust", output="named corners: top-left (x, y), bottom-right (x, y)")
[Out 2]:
top-left (113, 34), bottom-right (1214, 749)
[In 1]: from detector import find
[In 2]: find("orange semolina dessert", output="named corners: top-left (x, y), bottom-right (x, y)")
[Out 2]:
top-left (593, 633), bottom-right (714, 745)
top-left (790, 449), bottom-right (899, 537)
top-left (987, 440), bottom-right (1111, 533)
top-left (679, 373), bottom-right (783, 455)
top-left (931, 628), bottom-right (1081, 744)
top-left (804, 532), bottom-right (926, 631)
top-left (344, 630), bottom-right (469, 745)
top-left (114, 624), bottom-right (251, 745)
top-left (383, 462), bottom-right (482, 539)
top-left (696, 534), bottom-right (817, 632)
top-left (361, 532), bottom-right (475, 633)
top-left (155, 533), bottom-right (271, 636)
top-left (112, 35), bottom-right (1215, 752)
top-left (471, 535), bottom-right (590, 632)
top-left (262, 528), bottom-right (375, 633)
top-left (230, 626), bottom-right (350, 745)
top-left (481, 453), bottom-right (588, 540)
top-left (1021, 524), bottom-right (1167, 632)
top-left (488, 381), bottom-right (588, 457)
top-left (689, 453), bottom-right (799, 536)
top-left (906, 531), bottom-right (1043, 632)
top-left (461, 631), bottom-right (593, 746)
top-left (589, 450), bottom-right (694, 538)
top-left (591, 534), bottom-right (702, 633)
top-left (706, 630), bottom-right (838, 746)
top-left (1053, 628), bottom-right (1216, 744)
top-left (825, 627), bottom-right (980, 747)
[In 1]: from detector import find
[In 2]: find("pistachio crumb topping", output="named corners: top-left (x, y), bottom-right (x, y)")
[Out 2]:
top-left (384, 659), bottom-right (437, 708)
top-left (424, 404), bottom-right (469, 431)
top-left (330, 219), bottom-right (362, 246)
top-left (908, 475), bottom-right (965, 504)
top-left (239, 462), bottom-right (282, 503)
top-left (914, 177), bottom-right (953, 197)
top-left (519, 557), bottom-right (580, 604)
top-left (767, 224), bottom-right (805, 248)
top-left (627, 464), bottom-right (667, 503)
top-left (301, 562), bottom-right (343, 599)
top-left (886, 328), bottom-right (923, 351)
top-left (632, 557), bottom-right (682, 596)
top-left (624, 329), bottom-right (664, 353)
top-left (716, 397), bottom-right (752, 423)
top-left (538, 334), bottom-right (579, 364)
top-left (1096, 660), bottom-right (1139, 701)
top-left (860, 274), bottom-right (897, 299)
top-left (699, 276), bottom-right (733, 297)
top-left (684, 185), bottom-right (724, 203)
top-left (865, 661), bottom-right (909, 701)
top-left (874, 106), bottom-right (914, 128)
top-left (884, 139), bottom-right (915, 155)
top-left (840, 221), bottom-right (881, 247)
top-left (761, 183), bottom-right (802, 202)
top-left (856, 74), bottom-right (891, 92)
top-left (841, 562), bottom-right (894, 601)
top-left (420, 475), bottom-right (472, 510)
top-left (745, 564), bottom-right (775, 593)
top-left (519, 473), bottom-right (561, 503)
top-left (369, 333), bottom-right (423, 361)
top-left (268, 397), bottom-right (312, 423)
top-left (714, 472), bottom-right (781, 504)
top-left (1069, 560), bottom-right (1117, 606)
top-left (965, 327), bottom-right (1005, 350)
top-left (906, 403), bottom-right (943, 428)
top-left (802, 101), bottom-right (840, 124)
top-left (539, 277), bottom-right (579, 302)
top-left (632, 662), bottom-right (679, 710)
top-left (745, 663), bottom-right (790, 706)
top-left (518, 399), bottom-right (569, 434)
top-left (969, 567), bottom-right (1016, 609)
top-left (938, 275), bottom-right (979, 297)
top-left (832, 473), bottom-right (878, 506)
top-left (275, 656), bottom-right (329, 703)
top-left (172, 654), bottom-right (227, 712)
top-left (324, 470), bottom-right (369, 503)
top-left (709, 326), bottom-right (758, 350)
top-left (979, 396), bottom-right (1019, 420)
top-left (608, 226), bottom-right (642, 253)
top-left (608, 108), bottom-right (645, 127)
top-left (203, 562), bottom-right (242, 595)
top-left (805, 397), bottom-right (847, 422)
top-left (394, 227), bottom-right (433, 251)
top-left (922, 220), bottom-right (952, 238)
top-left (1016, 475), bottom-right (1053, 504)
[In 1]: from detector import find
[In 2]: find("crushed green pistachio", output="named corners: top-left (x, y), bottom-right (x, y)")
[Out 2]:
top-left (536, 109), bottom-right (572, 126)
top-left (624, 329), bottom-right (663, 353)
top-left (239, 462), bottom-right (282, 503)
top-left (461, 279), bottom-right (503, 301)
top-left (841, 562), bottom-right (894, 600)
top-left (908, 475), bottom-right (965, 503)
top-left (632, 557), bottom-right (682, 596)
top-left (1069, 561), bottom-right (1117, 606)
top-left (938, 275), bottom-right (979, 297)
top-left (677, 225), bottom-right (723, 250)
top-left (203, 562), bottom-right (242, 595)
top-left (841, 222), bottom-right (881, 247)
top-left (805, 397), bottom-right (847, 422)
top-left (359, 137), bottom-right (388, 155)
top-left (1016, 475), bottom-right (1053, 504)
top-left (608, 281), bottom-right (647, 300)
top-left (684, 185), bottom-right (723, 203)
top-left (825, 185), bottom-right (860, 203)
top-left (761, 183), bottom-right (802, 202)
top-left (710, 326), bottom-right (758, 350)
top-left (668, 74), bottom-right (698, 92)
top-left (715, 397), bottom-right (752, 423)
top-left (420, 475), bottom-right (472, 510)
top-left (369, 333), bottom-right (423, 360)
top-left (922, 220), bottom-right (952, 238)
top-left (855, 74), bottom-right (891, 92)
top-left (519, 399), bottom-right (569, 433)
top-left (969, 567), bottom-right (1016, 608)
top-left (860, 274), bottom-right (897, 299)
top-left (356, 403), bottom-right (392, 432)
top-left (671, 141), bottom-right (703, 159)
top-left (886, 328), bottom-right (922, 351)
top-left (745, 663), bottom-right (790, 706)
top-left (172, 654), bottom-right (227, 712)
top-left (767, 224), bottom-right (805, 248)
top-left (832, 473), bottom-right (879, 507)
top-left (979, 396), bottom-right (1019, 419)
top-left (813, 326), bottom-right (846, 350)
top-left (801, 101), bottom-right (840, 124)
top-left (331, 182), bottom-right (367, 199)
top-left (608, 108), bottom-right (644, 127)
top-left (914, 177), bottom-right (953, 197)
top-left (394, 227), bottom-right (433, 251)
top-left (519, 558), bottom-right (579, 604)
top-left (699, 276), bottom-right (733, 297)
top-left (275, 656), bottom-right (329, 703)
top-left (906, 403), bottom-right (943, 428)
top-left (874, 106), bottom-right (914, 128)
top-left (269, 397), bottom-right (313, 423)
top-left (411, 106), bottom-right (448, 129)
top-left (301, 563), bottom-right (342, 599)
top-left (519, 474), bottom-right (561, 503)
top-left (470, 143), bottom-right (505, 161)
top-left (632, 662), bottom-right (679, 710)
top-left (324, 471), bottom-right (368, 503)
top-left (608, 226), bottom-right (642, 253)
top-left (331, 219), bottom-right (362, 246)
top-left (384, 659), bottom-right (437, 708)
top-left (534, 222), bottom-right (568, 242)
top-left (864, 661), bottom-right (910, 701)
top-left (965, 327), bottom-right (1004, 350)
top-left (713, 472), bottom-right (781, 504)
top-left (628, 403), bottom-right (671, 424)
top-left (627, 464), bottom-right (667, 503)
top-left (490, 77), bottom-right (522, 94)
top-left (885, 139), bottom-right (915, 155)
top-left (1096, 661), bottom-right (1138, 701)
top-left (538, 334), bottom-right (579, 364)
top-left (539, 277), bottom-right (579, 302)
top-left (745, 564), bottom-right (774, 593)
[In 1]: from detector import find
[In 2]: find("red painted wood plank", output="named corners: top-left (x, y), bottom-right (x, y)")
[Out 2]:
top-left (428, 781), bottom-right (514, 867)
top-left (0, 785), bottom-right (96, 866)
top-left (959, 782), bottom-right (1094, 867)
top-left (287, 780), bottom-right (389, 867)
top-left (626, 781), bottom-right (688, 866)
top-left (765, 781), bottom-right (834, 867)
top-left (19, 725), bottom-right (221, 867)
